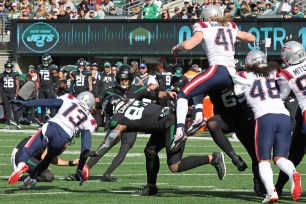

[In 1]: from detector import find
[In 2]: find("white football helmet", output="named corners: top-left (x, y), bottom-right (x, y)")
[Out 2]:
top-left (200, 5), bottom-right (222, 21)
top-left (76, 91), bottom-right (95, 111)
top-left (245, 50), bottom-right (267, 68)
top-left (281, 41), bottom-right (306, 66)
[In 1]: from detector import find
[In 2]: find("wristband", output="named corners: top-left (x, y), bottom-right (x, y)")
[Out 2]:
top-left (68, 161), bottom-right (74, 166)
top-left (176, 44), bottom-right (186, 52)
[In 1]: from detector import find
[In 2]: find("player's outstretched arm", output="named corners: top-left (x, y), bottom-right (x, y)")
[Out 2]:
top-left (236, 31), bottom-right (256, 43)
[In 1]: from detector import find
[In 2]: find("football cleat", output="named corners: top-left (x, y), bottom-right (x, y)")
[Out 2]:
top-left (186, 118), bottom-right (206, 136)
top-left (131, 185), bottom-right (159, 196)
top-left (211, 152), bottom-right (227, 180)
top-left (232, 155), bottom-right (248, 172)
top-left (291, 172), bottom-right (302, 201)
top-left (19, 176), bottom-right (37, 190)
top-left (8, 163), bottom-right (29, 184)
top-left (262, 190), bottom-right (278, 203)
top-left (170, 131), bottom-right (187, 151)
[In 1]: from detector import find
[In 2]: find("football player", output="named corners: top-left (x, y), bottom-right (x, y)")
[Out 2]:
top-left (70, 58), bottom-right (93, 96)
top-left (170, 5), bottom-right (256, 150)
top-left (70, 64), bottom-right (176, 182)
top-left (205, 88), bottom-right (265, 196)
top-left (36, 54), bottom-right (59, 123)
top-left (88, 95), bottom-right (227, 196)
top-left (11, 136), bottom-right (79, 182)
top-left (0, 61), bottom-right (21, 130)
top-left (276, 40), bottom-right (306, 197)
top-left (8, 91), bottom-right (96, 189)
top-left (239, 50), bottom-right (301, 203)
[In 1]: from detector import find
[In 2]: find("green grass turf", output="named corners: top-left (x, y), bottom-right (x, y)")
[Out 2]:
top-left (0, 125), bottom-right (304, 204)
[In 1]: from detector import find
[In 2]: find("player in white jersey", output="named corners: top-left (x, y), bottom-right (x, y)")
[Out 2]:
top-left (239, 50), bottom-right (301, 203)
top-left (170, 5), bottom-right (256, 150)
top-left (276, 41), bottom-right (306, 197)
top-left (8, 91), bottom-right (97, 189)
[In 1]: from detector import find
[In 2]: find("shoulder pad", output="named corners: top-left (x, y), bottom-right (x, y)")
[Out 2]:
top-left (132, 86), bottom-right (146, 94)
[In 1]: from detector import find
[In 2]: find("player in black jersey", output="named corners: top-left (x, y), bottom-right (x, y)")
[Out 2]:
top-left (11, 136), bottom-right (79, 182)
top-left (70, 58), bottom-right (93, 97)
top-left (36, 54), bottom-right (59, 123)
top-left (87, 95), bottom-right (226, 196)
top-left (0, 61), bottom-right (21, 130)
top-left (72, 64), bottom-right (176, 182)
top-left (206, 88), bottom-right (266, 196)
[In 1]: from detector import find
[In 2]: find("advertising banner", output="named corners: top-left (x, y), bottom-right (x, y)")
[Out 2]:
top-left (10, 19), bottom-right (306, 56)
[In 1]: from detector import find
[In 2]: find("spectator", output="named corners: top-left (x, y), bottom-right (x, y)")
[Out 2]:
top-left (70, 8), bottom-right (79, 19)
top-left (241, 8), bottom-right (254, 18)
top-left (284, 5), bottom-right (304, 18)
top-left (142, 0), bottom-right (158, 19)
top-left (108, 7), bottom-right (119, 16)
top-left (52, 8), bottom-right (59, 18)
top-left (57, 8), bottom-right (70, 19)
top-left (190, 0), bottom-right (201, 17)
top-left (8, 2), bottom-right (20, 19)
top-left (57, 79), bottom-right (69, 96)
top-left (160, 9), bottom-right (171, 19)
top-left (153, 0), bottom-right (163, 18)
top-left (28, 65), bottom-right (38, 81)
top-left (275, 0), bottom-right (294, 15)
top-left (62, 0), bottom-right (76, 11)
top-left (20, 0), bottom-right (30, 9)
top-left (78, 1), bottom-right (89, 13)
top-left (171, 6), bottom-right (181, 19)
top-left (85, 9), bottom-right (100, 18)
top-left (87, 0), bottom-right (96, 10)
top-left (19, 6), bottom-right (33, 19)
top-left (131, 61), bottom-right (139, 74)
top-left (229, 0), bottom-right (241, 18)
top-left (133, 63), bottom-right (159, 91)
top-left (258, 7), bottom-right (265, 15)
top-left (0, 3), bottom-right (9, 35)
top-left (263, 1), bottom-right (275, 15)
top-left (95, 3), bottom-right (105, 19)
top-left (103, 0), bottom-right (114, 13)
top-left (33, 0), bottom-right (43, 13)
top-left (183, 0), bottom-right (192, 11)
top-left (34, 5), bottom-right (48, 19)
top-left (223, 7), bottom-right (231, 17)
top-left (252, 6), bottom-right (259, 17)
top-left (181, 6), bottom-right (190, 19)
top-left (79, 9), bottom-right (86, 18)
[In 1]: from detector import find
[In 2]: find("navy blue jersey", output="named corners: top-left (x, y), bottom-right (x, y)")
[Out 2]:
top-left (37, 64), bottom-right (58, 88)
top-left (16, 136), bottom-right (45, 160)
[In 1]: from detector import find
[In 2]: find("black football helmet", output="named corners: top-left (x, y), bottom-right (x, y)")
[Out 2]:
top-left (77, 58), bottom-right (87, 67)
top-left (4, 60), bottom-right (14, 72)
top-left (41, 54), bottom-right (53, 66)
top-left (115, 64), bottom-right (134, 90)
top-left (102, 94), bottom-right (125, 117)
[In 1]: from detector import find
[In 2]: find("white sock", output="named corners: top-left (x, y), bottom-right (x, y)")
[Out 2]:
top-left (17, 162), bottom-right (26, 170)
top-left (276, 157), bottom-right (296, 186)
top-left (259, 161), bottom-right (275, 195)
top-left (176, 98), bottom-right (188, 125)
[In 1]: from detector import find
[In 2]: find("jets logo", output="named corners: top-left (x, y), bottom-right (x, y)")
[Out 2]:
top-left (22, 22), bottom-right (59, 53)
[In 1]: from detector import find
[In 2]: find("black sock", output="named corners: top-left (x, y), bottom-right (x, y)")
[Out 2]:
top-left (210, 129), bottom-right (236, 159)
top-left (177, 156), bottom-right (209, 172)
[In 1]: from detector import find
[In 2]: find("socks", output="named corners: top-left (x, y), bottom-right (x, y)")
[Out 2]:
top-left (176, 98), bottom-right (188, 125)
top-left (276, 157), bottom-right (296, 185)
top-left (178, 156), bottom-right (210, 172)
top-left (259, 161), bottom-right (275, 195)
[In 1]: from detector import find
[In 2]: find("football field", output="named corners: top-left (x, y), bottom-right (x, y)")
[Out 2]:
top-left (0, 126), bottom-right (305, 204)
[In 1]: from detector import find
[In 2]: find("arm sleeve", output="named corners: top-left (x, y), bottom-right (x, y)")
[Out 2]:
top-left (77, 129), bottom-right (91, 171)
top-left (22, 98), bottom-right (63, 108)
